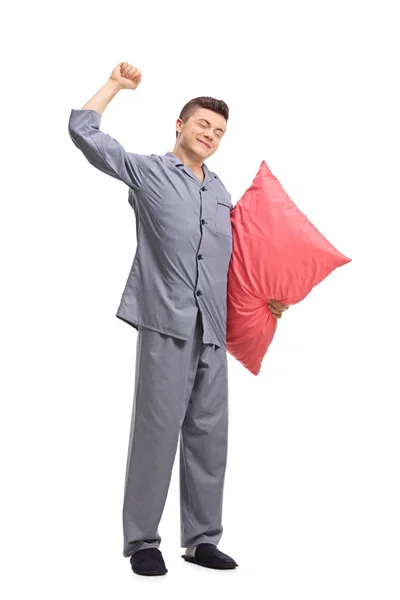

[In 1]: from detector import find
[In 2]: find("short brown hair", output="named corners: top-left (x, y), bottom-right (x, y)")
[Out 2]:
top-left (175, 96), bottom-right (229, 138)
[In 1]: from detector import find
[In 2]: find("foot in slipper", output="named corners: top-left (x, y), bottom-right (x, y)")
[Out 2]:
top-left (181, 543), bottom-right (238, 569)
top-left (130, 547), bottom-right (168, 576)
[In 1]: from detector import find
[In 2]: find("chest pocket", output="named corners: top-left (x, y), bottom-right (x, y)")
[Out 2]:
top-left (216, 196), bottom-right (232, 238)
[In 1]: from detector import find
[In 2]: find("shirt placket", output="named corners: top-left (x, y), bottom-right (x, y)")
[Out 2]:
top-left (189, 173), bottom-right (213, 304)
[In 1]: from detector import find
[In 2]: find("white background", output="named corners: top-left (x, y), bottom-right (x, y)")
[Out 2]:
top-left (1, 0), bottom-right (399, 598)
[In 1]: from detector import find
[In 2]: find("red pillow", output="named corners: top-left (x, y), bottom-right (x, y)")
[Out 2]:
top-left (226, 160), bottom-right (352, 375)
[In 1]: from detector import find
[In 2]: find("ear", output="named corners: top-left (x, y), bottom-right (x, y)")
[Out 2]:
top-left (176, 118), bottom-right (183, 136)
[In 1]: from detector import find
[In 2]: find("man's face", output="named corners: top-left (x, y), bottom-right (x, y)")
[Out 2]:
top-left (176, 108), bottom-right (227, 159)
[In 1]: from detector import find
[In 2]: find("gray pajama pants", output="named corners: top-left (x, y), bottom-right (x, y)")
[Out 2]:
top-left (122, 309), bottom-right (229, 557)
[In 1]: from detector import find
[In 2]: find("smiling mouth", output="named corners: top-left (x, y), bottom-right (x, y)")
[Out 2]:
top-left (197, 139), bottom-right (211, 148)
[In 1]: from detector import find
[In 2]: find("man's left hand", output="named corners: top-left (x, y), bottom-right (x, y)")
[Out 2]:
top-left (267, 299), bottom-right (290, 319)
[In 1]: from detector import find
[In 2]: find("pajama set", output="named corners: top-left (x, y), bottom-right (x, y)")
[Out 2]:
top-left (68, 108), bottom-right (233, 557)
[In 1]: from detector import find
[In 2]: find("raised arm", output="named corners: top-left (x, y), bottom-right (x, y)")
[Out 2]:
top-left (68, 62), bottom-right (151, 191)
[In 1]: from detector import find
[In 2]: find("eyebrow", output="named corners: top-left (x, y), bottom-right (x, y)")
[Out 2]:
top-left (197, 118), bottom-right (225, 134)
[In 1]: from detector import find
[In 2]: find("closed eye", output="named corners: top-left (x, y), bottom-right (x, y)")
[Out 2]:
top-left (198, 123), bottom-right (221, 139)
top-left (197, 117), bottom-right (225, 137)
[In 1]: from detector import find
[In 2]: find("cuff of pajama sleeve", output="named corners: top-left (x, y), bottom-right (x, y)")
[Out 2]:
top-left (69, 108), bottom-right (102, 126)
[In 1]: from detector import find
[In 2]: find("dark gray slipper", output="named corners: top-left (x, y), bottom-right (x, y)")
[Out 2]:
top-left (181, 543), bottom-right (238, 569)
top-left (130, 548), bottom-right (168, 576)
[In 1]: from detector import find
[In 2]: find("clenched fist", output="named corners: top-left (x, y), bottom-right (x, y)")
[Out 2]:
top-left (110, 62), bottom-right (142, 90)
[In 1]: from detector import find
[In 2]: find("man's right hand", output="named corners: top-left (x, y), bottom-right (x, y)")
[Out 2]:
top-left (110, 62), bottom-right (142, 90)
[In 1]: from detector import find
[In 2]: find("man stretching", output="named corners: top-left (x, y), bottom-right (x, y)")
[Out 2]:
top-left (68, 61), bottom-right (288, 576)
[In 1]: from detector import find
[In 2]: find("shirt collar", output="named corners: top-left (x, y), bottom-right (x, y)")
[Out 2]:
top-left (164, 151), bottom-right (184, 166)
top-left (164, 151), bottom-right (217, 185)
top-left (165, 151), bottom-right (209, 171)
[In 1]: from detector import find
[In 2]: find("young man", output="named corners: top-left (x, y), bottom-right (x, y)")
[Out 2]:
top-left (68, 61), bottom-right (288, 576)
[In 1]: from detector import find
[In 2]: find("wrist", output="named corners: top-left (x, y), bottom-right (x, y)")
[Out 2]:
top-left (106, 78), bottom-right (123, 95)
